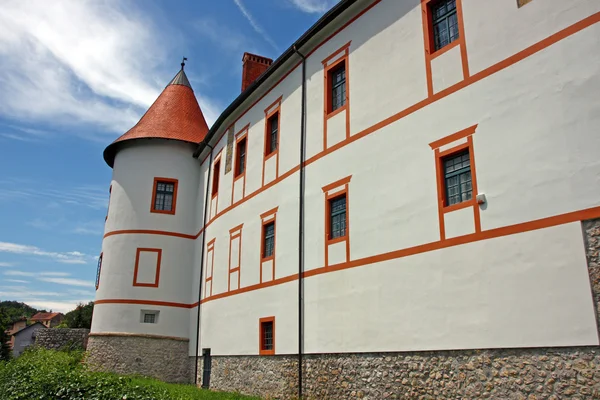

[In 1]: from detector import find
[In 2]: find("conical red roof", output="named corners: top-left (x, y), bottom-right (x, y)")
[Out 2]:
top-left (103, 69), bottom-right (209, 167)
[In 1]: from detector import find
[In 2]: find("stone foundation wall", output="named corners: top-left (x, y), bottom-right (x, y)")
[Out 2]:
top-left (34, 328), bottom-right (89, 351)
top-left (86, 334), bottom-right (192, 383)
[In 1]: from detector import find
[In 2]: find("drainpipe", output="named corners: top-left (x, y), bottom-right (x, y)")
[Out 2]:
top-left (194, 142), bottom-right (214, 386)
top-left (293, 44), bottom-right (307, 400)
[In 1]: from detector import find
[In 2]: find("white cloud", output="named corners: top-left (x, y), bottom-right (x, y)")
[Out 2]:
top-left (0, 0), bottom-right (220, 139)
top-left (233, 0), bottom-right (279, 52)
top-left (39, 272), bottom-right (71, 277)
top-left (288, 0), bottom-right (339, 13)
top-left (4, 279), bottom-right (28, 284)
top-left (0, 242), bottom-right (89, 264)
top-left (4, 271), bottom-right (35, 277)
top-left (24, 300), bottom-right (92, 314)
top-left (38, 277), bottom-right (94, 288)
top-left (0, 262), bottom-right (15, 267)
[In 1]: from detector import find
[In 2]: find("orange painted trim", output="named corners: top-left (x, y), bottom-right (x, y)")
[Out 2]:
top-left (260, 206), bottom-right (279, 220)
top-left (443, 200), bottom-right (475, 214)
top-left (455, 0), bottom-right (470, 79)
top-left (439, 141), bottom-right (470, 158)
top-left (323, 42), bottom-right (351, 150)
top-left (260, 209), bottom-right (277, 281)
top-left (232, 129), bottom-right (248, 204)
top-left (327, 236), bottom-right (347, 245)
top-left (105, 13), bottom-right (600, 244)
top-left (321, 41), bottom-right (351, 66)
top-left (468, 135), bottom-right (482, 233)
top-left (204, 239), bottom-right (216, 298)
top-left (259, 316), bottom-right (275, 355)
top-left (150, 177), bottom-right (178, 215)
top-left (434, 148), bottom-right (446, 240)
top-left (262, 101), bottom-right (281, 187)
top-left (228, 227), bottom-right (242, 292)
top-left (104, 229), bottom-right (198, 240)
top-left (99, 205), bottom-right (600, 309)
top-left (429, 39), bottom-right (460, 60)
top-left (429, 124), bottom-right (478, 149)
top-left (322, 175), bottom-right (352, 193)
top-left (132, 248), bottom-right (162, 288)
top-left (95, 298), bottom-right (198, 309)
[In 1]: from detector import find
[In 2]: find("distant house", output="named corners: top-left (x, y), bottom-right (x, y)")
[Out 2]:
top-left (11, 322), bottom-right (46, 357)
top-left (30, 312), bottom-right (64, 328)
top-left (4, 317), bottom-right (28, 351)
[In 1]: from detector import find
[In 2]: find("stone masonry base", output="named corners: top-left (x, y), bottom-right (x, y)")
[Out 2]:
top-left (86, 334), bottom-right (192, 383)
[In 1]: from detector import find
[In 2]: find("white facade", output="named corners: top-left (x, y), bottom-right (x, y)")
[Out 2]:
top-left (93, 0), bottom-right (600, 362)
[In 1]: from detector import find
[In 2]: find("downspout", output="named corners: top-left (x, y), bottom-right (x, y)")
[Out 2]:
top-left (194, 142), bottom-right (214, 386)
top-left (293, 44), bottom-right (307, 400)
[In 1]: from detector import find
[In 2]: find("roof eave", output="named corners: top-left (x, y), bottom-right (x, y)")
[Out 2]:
top-left (193, 0), bottom-right (359, 159)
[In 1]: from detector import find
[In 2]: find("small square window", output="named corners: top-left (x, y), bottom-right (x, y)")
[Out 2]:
top-left (141, 310), bottom-right (159, 324)
top-left (329, 62), bottom-right (346, 113)
top-left (430, 0), bottom-right (459, 51)
top-left (328, 195), bottom-right (347, 239)
top-left (266, 113), bottom-right (279, 155)
top-left (262, 221), bottom-right (275, 259)
top-left (235, 138), bottom-right (247, 177)
top-left (152, 179), bottom-right (177, 213)
top-left (259, 317), bottom-right (275, 355)
top-left (443, 150), bottom-right (472, 206)
top-left (212, 160), bottom-right (221, 196)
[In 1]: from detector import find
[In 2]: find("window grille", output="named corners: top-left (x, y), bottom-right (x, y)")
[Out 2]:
top-left (263, 222), bottom-right (275, 258)
top-left (261, 321), bottom-right (273, 351)
top-left (143, 313), bottom-right (156, 324)
top-left (154, 181), bottom-right (175, 211)
top-left (267, 114), bottom-right (278, 154)
top-left (443, 150), bottom-right (472, 205)
top-left (329, 195), bottom-right (347, 239)
top-left (236, 138), bottom-right (246, 176)
top-left (431, 0), bottom-right (459, 51)
top-left (331, 64), bottom-right (346, 112)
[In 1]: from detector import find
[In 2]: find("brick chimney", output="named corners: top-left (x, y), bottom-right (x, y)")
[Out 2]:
top-left (241, 52), bottom-right (273, 92)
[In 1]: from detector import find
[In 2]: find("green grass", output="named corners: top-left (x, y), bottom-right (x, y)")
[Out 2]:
top-left (0, 348), bottom-right (259, 400)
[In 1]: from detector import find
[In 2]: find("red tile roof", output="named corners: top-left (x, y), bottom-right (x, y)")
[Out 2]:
top-left (103, 69), bottom-right (210, 167)
top-left (30, 312), bottom-right (62, 321)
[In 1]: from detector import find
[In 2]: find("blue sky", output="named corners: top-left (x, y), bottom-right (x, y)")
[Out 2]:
top-left (0, 0), bottom-right (337, 312)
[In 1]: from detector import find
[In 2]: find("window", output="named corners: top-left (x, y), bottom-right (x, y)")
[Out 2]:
top-left (266, 113), bottom-right (279, 155)
top-left (330, 62), bottom-right (346, 112)
top-left (259, 317), bottom-right (275, 355)
top-left (212, 160), bottom-right (220, 196)
top-left (431, 0), bottom-right (459, 51)
top-left (443, 150), bottom-right (472, 206)
top-left (235, 137), bottom-right (247, 177)
top-left (141, 311), bottom-right (159, 324)
top-left (262, 221), bottom-right (275, 259)
top-left (95, 253), bottom-right (102, 290)
top-left (152, 179), bottom-right (177, 213)
top-left (328, 195), bottom-right (347, 239)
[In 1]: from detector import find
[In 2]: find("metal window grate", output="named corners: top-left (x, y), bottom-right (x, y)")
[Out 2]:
top-left (329, 195), bottom-right (347, 239)
top-left (262, 321), bottom-right (273, 350)
top-left (268, 114), bottom-right (278, 154)
top-left (432, 0), bottom-right (459, 51)
top-left (331, 63), bottom-right (346, 112)
top-left (443, 150), bottom-right (472, 206)
top-left (143, 313), bottom-right (156, 324)
top-left (154, 181), bottom-right (175, 211)
top-left (263, 222), bottom-right (275, 258)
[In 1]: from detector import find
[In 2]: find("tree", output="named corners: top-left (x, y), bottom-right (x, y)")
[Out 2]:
top-left (62, 302), bottom-right (94, 329)
top-left (0, 301), bottom-right (41, 361)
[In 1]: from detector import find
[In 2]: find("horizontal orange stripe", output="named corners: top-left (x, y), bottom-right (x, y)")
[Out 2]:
top-left (96, 205), bottom-right (600, 309)
top-left (102, 13), bottom-right (600, 243)
top-left (104, 229), bottom-right (199, 240)
top-left (429, 124), bottom-right (477, 149)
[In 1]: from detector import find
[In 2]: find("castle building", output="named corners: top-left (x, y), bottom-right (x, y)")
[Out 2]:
top-left (88, 0), bottom-right (600, 398)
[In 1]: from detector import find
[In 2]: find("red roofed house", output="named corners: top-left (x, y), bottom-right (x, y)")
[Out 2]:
top-left (30, 312), bottom-right (64, 328)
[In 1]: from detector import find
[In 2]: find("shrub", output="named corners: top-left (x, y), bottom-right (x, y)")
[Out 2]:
top-left (0, 348), bottom-right (257, 400)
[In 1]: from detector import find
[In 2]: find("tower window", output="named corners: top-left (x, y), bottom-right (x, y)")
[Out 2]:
top-left (212, 159), bottom-right (221, 196)
top-left (262, 221), bottom-right (275, 259)
top-left (328, 195), bottom-right (347, 239)
top-left (443, 150), bottom-right (472, 206)
top-left (235, 137), bottom-right (247, 177)
top-left (141, 310), bottom-right (159, 324)
top-left (266, 113), bottom-right (279, 155)
top-left (95, 253), bottom-right (102, 290)
top-left (329, 62), bottom-right (346, 112)
top-left (259, 317), bottom-right (275, 355)
top-left (431, 0), bottom-right (459, 51)
top-left (151, 178), bottom-right (178, 214)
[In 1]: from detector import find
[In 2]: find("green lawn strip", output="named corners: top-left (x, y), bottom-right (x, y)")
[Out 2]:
top-left (0, 348), bottom-right (259, 400)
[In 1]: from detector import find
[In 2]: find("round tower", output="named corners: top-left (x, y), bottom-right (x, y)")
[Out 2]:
top-left (87, 64), bottom-right (209, 383)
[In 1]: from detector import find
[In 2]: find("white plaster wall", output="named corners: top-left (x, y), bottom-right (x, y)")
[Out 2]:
top-left (328, 241), bottom-right (347, 266)
top-left (463, 0), bottom-right (600, 75)
top-left (106, 140), bottom-right (199, 235)
top-left (326, 111), bottom-right (346, 148)
top-left (304, 223), bottom-right (598, 353)
top-left (431, 45), bottom-right (464, 93)
top-left (264, 155), bottom-right (277, 185)
top-left (92, 303), bottom-right (190, 339)
top-left (200, 281), bottom-right (298, 355)
top-left (444, 207), bottom-right (475, 239)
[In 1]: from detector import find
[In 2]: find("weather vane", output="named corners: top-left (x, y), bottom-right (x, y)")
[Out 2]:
top-left (181, 57), bottom-right (188, 70)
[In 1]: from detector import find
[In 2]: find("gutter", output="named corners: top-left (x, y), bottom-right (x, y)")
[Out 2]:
top-left (193, 0), bottom-right (358, 158)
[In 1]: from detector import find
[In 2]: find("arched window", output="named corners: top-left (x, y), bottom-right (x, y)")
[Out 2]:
top-left (96, 253), bottom-right (103, 290)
